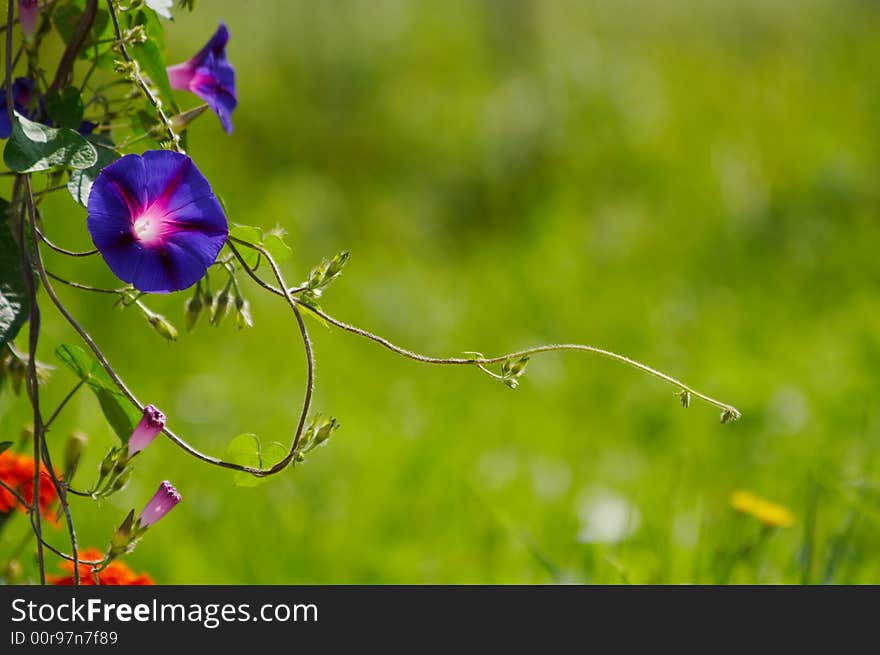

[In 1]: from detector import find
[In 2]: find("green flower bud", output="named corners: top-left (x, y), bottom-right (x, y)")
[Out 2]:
top-left (184, 294), bottom-right (203, 332)
top-left (169, 104), bottom-right (209, 132)
top-left (7, 356), bottom-right (25, 396)
top-left (313, 417), bottom-right (338, 446)
top-left (720, 408), bottom-right (740, 424)
top-left (111, 468), bottom-right (133, 493)
top-left (109, 509), bottom-right (136, 559)
top-left (99, 448), bottom-right (118, 480)
top-left (148, 314), bottom-right (179, 342)
top-left (235, 297), bottom-right (253, 330)
top-left (211, 289), bottom-right (230, 326)
top-left (64, 431), bottom-right (88, 480)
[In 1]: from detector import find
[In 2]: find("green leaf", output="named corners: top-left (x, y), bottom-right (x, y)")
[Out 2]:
top-left (130, 39), bottom-right (179, 114)
top-left (262, 233), bottom-right (293, 263)
top-left (226, 433), bottom-right (263, 487)
top-left (54, 344), bottom-right (94, 380)
top-left (0, 205), bottom-right (28, 349)
top-left (3, 113), bottom-right (98, 173)
top-left (297, 298), bottom-right (330, 329)
top-left (229, 225), bottom-right (262, 268)
top-left (67, 135), bottom-right (120, 206)
top-left (92, 386), bottom-right (140, 443)
top-left (0, 441), bottom-right (12, 455)
top-left (45, 87), bottom-right (84, 130)
top-left (54, 343), bottom-right (141, 442)
top-left (225, 435), bottom-right (286, 487)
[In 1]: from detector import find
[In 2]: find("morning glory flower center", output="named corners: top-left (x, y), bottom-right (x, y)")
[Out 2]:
top-left (132, 208), bottom-right (166, 245)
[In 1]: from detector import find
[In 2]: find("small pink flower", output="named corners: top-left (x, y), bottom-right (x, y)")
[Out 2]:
top-left (127, 404), bottom-right (166, 457)
top-left (138, 481), bottom-right (181, 528)
top-left (18, 0), bottom-right (39, 42)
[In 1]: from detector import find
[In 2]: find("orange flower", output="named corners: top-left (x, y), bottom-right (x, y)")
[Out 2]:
top-left (49, 548), bottom-right (154, 586)
top-left (0, 450), bottom-right (58, 520)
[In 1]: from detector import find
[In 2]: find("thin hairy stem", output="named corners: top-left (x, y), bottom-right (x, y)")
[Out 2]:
top-left (105, 0), bottom-right (182, 152)
top-left (46, 270), bottom-right (119, 294)
top-left (227, 241), bottom-right (315, 474)
top-left (44, 380), bottom-right (86, 430)
top-left (36, 227), bottom-right (99, 257)
top-left (227, 237), bottom-right (741, 420)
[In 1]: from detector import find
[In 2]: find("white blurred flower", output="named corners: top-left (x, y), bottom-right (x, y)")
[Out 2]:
top-left (146, 0), bottom-right (173, 19)
top-left (575, 488), bottom-right (641, 544)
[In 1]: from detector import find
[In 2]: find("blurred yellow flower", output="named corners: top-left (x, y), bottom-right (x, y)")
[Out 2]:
top-left (730, 490), bottom-right (795, 528)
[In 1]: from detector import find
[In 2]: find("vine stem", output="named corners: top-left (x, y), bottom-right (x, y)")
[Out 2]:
top-left (32, 233), bottom-right (318, 477)
top-left (33, 227), bottom-right (741, 484)
top-left (22, 177), bottom-right (81, 584)
top-left (226, 236), bottom-right (741, 421)
top-left (47, 0), bottom-right (98, 95)
top-left (18, 177), bottom-right (46, 584)
top-left (105, 0), bottom-right (182, 152)
top-left (0, 478), bottom-right (30, 509)
top-left (36, 226), bottom-right (99, 257)
top-left (5, 0), bottom-right (14, 128)
top-left (44, 380), bottom-right (86, 430)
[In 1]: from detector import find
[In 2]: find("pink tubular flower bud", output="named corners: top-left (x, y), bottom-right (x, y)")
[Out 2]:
top-left (138, 481), bottom-right (181, 529)
top-left (18, 0), bottom-right (39, 42)
top-left (127, 404), bottom-right (166, 457)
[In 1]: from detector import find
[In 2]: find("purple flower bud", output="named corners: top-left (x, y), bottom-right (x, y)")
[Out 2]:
top-left (138, 481), bottom-right (181, 528)
top-left (18, 0), bottom-right (39, 42)
top-left (127, 404), bottom-right (166, 457)
top-left (167, 22), bottom-right (236, 134)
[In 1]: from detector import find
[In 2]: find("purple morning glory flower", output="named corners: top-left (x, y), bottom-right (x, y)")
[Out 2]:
top-left (87, 150), bottom-right (228, 293)
top-left (137, 481), bottom-right (181, 528)
top-left (167, 22), bottom-right (237, 134)
top-left (127, 404), bottom-right (166, 457)
top-left (0, 77), bottom-right (35, 138)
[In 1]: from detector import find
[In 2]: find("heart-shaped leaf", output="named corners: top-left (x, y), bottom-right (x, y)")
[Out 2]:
top-left (3, 112), bottom-right (98, 173)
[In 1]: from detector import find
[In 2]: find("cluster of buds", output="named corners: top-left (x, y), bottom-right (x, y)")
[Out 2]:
top-left (112, 59), bottom-right (141, 83)
top-left (301, 251), bottom-right (351, 306)
top-left (109, 481), bottom-right (181, 559)
top-left (294, 415), bottom-right (339, 463)
top-left (183, 273), bottom-right (252, 330)
top-left (500, 356), bottom-right (529, 389)
top-left (122, 25), bottom-right (148, 46)
top-left (92, 405), bottom-right (165, 498)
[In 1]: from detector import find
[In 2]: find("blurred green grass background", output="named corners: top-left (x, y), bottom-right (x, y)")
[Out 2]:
top-left (3, 0), bottom-right (880, 583)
